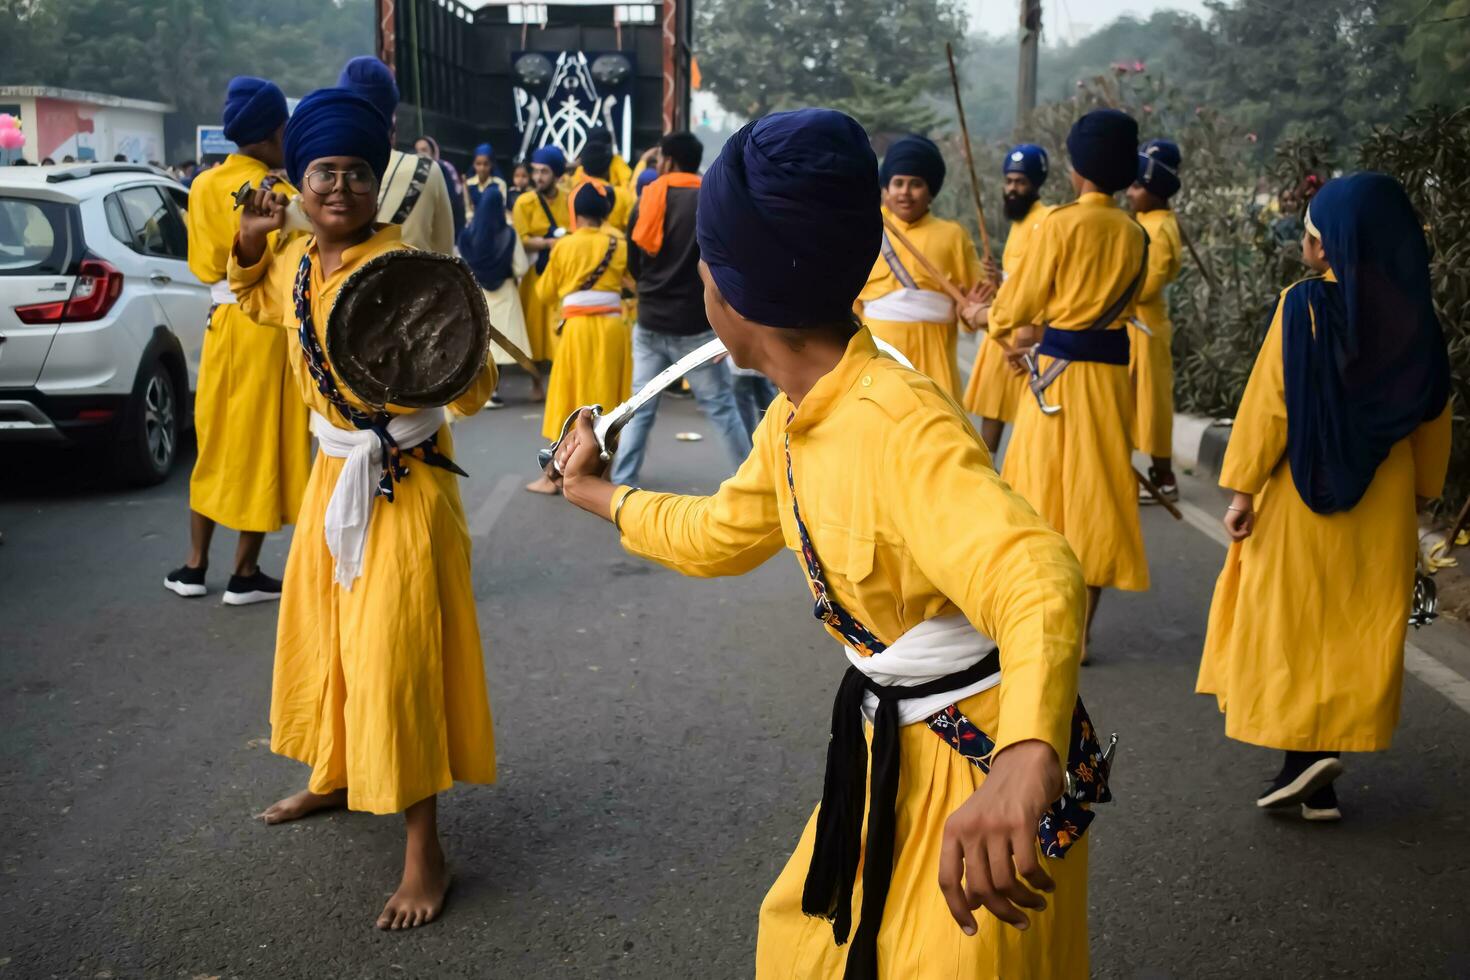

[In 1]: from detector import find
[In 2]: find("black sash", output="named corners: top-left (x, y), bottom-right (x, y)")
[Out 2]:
top-left (534, 193), bottom-right (560, 275)
top-left (387, 156), bottom-right (434, 225)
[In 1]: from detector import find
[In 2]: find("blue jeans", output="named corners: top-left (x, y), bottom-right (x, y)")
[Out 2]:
top-left (730, 366), bottom-right (779, 435)
top-left (610, 326), bottom-right (753, 486)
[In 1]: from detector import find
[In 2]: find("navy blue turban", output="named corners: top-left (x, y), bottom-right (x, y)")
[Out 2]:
top-left (282, 87), bottom-right (391, 188)
top-left (221, 76), bottom-right (287, 146)
top-left (1003, 143), bottom-right (1048, 188)
top-left (458, 186), bottom-right (517, 292)
top-left (879, 134), bottom-right (945, 196)
top-left (698, 108), bottom-right (881, 329)
top-left (636, 167), bottom-right (657, 196)
top-left (572, 180), bottom-right (614, 220)
top-left (1067, 109), bottom-right (1138, 194)
top-left (337, 56), bottom-right (399, 124)
top-left (1282, 172), bottom-right (1449, 513)
top-left (1137, 138), bottom-right (1181, 199)
top-left (474, 142), bottom-right (493, 160)
top-left (531, 145), bottom-right (566, 178)
top-left (580, 140), bottom-right (613, 179)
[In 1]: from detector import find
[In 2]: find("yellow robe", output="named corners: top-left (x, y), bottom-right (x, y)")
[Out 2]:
top-left (1197, 276), bottom-right (1451, 751)
top-left (186, 153), bottom-right (310, 533)
top-left (613, 328), bottom-right (1088, 979)
top-left (858, 209), bottom-right (981, 398)
top-left (512, 188), bottom-right (566, 361)
top-left (537, 226), bottom-right (633, 441)
top-left (963, 199), bottom-right (1052, 422)
top-left (228, 225), bottom-right (498, 815)
top-left (999, 192), bottom-right (1149, 591)
top-left (1129, 208), bottom-right (1182, 458)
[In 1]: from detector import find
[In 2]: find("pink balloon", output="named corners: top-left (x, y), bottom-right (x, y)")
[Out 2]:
top-left (0, 129), bottom-right (27, 150)
top-left (0, 113), bottom-right (17, 129)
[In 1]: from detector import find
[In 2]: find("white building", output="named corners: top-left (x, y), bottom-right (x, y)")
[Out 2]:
top-left (0, 86), bottom-right (174, 165)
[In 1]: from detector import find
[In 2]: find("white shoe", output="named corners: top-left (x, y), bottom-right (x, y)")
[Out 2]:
top-left (1257, 757), bottom-right (1344, 808)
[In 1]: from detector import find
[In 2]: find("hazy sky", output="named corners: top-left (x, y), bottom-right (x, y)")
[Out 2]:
top-left (967, 0), bottom-right (1211, 42)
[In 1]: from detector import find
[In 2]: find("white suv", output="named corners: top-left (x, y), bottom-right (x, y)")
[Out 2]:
top-left (0, 163), bottom-right (210, 484)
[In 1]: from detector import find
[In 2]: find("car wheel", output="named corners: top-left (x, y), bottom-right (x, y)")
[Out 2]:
top-left (114, 358), bottom-right (179, 485)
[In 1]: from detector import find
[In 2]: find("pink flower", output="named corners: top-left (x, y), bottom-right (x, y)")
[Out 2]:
top-left (1142, 104), bottom-right (1154, 114)
top-left (1246, 132), bottom-right (1259, 143)
top-left (1132, 60), bottom-right (1146, 72)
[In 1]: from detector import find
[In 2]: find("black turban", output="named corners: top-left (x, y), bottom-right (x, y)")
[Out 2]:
top-left (878, 134), bottom-right (945, 196)
top-left (1066, 109), bottom-right (1139, 194)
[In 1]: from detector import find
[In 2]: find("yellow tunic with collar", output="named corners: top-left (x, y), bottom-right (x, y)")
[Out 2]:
top-left (858, 209), bottom-right (982, 398)
top-left (999, 192), bottom-right (1149, 591)
top-left (612, 328), bottom-right (1088, 979)
top-left (536, 226), bottom-right (632, 441)
top-left (1197, 275), bottom-right (1451, 751)
top-left (963, 199), bottom-right (1052, 422)
top-left (1128, 208), bottom-right (1182, 458)
top-left (228, 224), bottom-right (498, 815)
top-left (186, 154), bottom-right (311, 532)
top-left (512, 188), bottom-right (566, 362)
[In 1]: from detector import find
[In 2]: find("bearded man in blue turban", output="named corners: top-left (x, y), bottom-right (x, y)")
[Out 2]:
top-left (166, 75), bottom-right (309, 610)
top-left (857, 133), bottom-right (987, 399)
top-left (510, 144), bottom-right (571, 366)
top-left (550, 107), bottom-right (1097, 979)
top-left (229, 85), bottom-right (501, 935)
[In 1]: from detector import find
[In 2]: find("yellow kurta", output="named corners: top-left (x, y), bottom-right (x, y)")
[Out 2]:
top-left (512, 188), bottom-right (566, 361)
top-left (186, 153), bottom-right (310, 533)
top-left (228, 224), bottom-right (498, 814)
top-left (536, 226), bottom-right (633, 441)
top-left (963, 199), bottom-right (1052, 422)
top-left (1197, 277), bottom-right (1451, 752)
top-left (613, 328), bottom-right (1088, 979)
top-left (858, 209), bottom-right (982, 398)
top-left (1128, 208), bottom-right (1182, 458)
top-left (999, 193), bottom-right (1149, 591)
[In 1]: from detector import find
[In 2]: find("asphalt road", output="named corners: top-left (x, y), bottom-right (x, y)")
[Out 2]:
top-left (4, 370), bottom-right (1470, 980)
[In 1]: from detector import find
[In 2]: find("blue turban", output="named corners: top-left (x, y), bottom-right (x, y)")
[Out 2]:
top-left (474, 142), bottom-right (493, 160)
top-left (879, 134), bottom-right (945, 196)
top-left (1137, 138), bottom-right (1181, 199)
top-left (1282, 172), bottom-right (1449, 513)
top-left (1066, 109), bottom-right (1138, 194)
top-left (221, 76), bottom-right (287, 146)
top-left (635, 167), bottom-right (658, 196)
top-left (531, 145), bottom-right (566, 178)
top-left (337, 56), bottom-right (399, 124)
top-left (282, 87), bottom-right (391, 188)
top-left (1003, 143), bottom-right (1048, 188)
top-left (572, 181), bottom-right (614, 221)
top-left (698, 108), bottom-right (880, 329)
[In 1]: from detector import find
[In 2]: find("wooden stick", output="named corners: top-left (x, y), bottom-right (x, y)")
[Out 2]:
top-left (1176, 218), bottom-right (1218, 292)
top-left (1441, 494), bottom-right (1470, 559)
top-left (945, 41), bottom-right (994, 265)
top-left (488, 323), bottom-right (544, 385)
top-left (880, 213), bottom-right (967, 305)
top-left (1134, 466), bottom-right (1183, 520)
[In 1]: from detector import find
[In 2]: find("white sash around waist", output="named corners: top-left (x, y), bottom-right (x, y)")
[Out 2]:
top-left (210, 280), bottom-right (236, 305)
top-left (310, 408), bottom-right (446, 590)
top-left (562, 289), bottom-right (621, 311)
top-left (864, 288), bottom-right (954, 324)
top-left (845, 613), bottom-right (1001, 726)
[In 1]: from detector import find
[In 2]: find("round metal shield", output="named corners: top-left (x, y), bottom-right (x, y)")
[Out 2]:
top-left (591, 53), bottom-right (632, 87)
top-left (325, 251), bottom-right (492, 410)
top-left (514, 52), bottom-right (554, 88)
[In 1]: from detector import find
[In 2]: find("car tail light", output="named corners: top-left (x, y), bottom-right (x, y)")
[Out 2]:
top-left (12, 257), bottom-right (123, 325)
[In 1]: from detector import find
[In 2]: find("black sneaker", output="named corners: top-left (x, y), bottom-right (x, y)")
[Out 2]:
top-left (223, 569), bottom-right (283, 606)
top-left (164, 564), bottom-right (208, 598)
top-left (1301, 783), bottom-right (1342, 822)
top-left (1257, 754), bottom-right (1343, 809)
top-left (486, 392), bottom-right (506, 410)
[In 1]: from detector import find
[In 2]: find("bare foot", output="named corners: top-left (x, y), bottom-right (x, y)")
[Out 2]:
top-left (376, 838), bottom-right (450, 930)
top-left (525, 474), bottom-right (560, 495)
top-left (530, 380), bottom-right (546, 402)
top-left (255, 787), bottom-right (347, 824)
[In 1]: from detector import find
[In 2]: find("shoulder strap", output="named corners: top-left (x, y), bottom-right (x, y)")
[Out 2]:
top-left (1085, 223), bottom-right (1150, 332)
top-left (575, 234), bottom-right (619, 292)
top-left (536, 191), bottom-right (559, 231)
top-left (388, 156), bottom-right (434, 225)
top-left (879, 233), bottom-right (920, 291)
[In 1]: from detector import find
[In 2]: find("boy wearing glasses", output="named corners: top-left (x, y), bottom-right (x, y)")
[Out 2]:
top-left (226, 87), bottom-right (499, 931)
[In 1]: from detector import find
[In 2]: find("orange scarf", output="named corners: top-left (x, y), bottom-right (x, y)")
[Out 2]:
top-left (631, 172), bottom-right (702, 256)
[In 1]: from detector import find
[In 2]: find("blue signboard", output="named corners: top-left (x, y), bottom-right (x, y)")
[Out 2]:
top-left (196, 126), bottom-right (237, 159)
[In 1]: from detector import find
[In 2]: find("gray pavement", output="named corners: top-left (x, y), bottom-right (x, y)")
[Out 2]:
top-left (3, 373), bottom-right (1470, 979)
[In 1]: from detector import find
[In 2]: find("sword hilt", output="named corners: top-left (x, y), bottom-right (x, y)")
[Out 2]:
top-left (537, 405), bottom-right (611, 474)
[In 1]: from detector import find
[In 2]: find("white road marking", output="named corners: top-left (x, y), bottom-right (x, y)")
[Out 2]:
top-left (469, 474), bottom-right (521, 538)
top-left (1175, 495), bottom-right (1470, 718)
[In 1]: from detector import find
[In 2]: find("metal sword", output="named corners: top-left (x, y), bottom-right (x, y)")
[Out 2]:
top-left (537, 336), bottom-right (728, 473)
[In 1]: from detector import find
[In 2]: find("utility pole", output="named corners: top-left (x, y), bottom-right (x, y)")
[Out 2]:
top-left (1018, 0), bottom-right (1042, 124)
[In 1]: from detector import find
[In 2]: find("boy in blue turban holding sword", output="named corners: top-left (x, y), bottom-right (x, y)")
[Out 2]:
top-left (549, 108), bottom-right (1100, 979)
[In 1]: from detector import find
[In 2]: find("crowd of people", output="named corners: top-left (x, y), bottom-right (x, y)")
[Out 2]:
top-left (148, 51), bottom-right (1450, 978)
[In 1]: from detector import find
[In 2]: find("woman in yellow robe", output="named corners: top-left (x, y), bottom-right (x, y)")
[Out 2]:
top-left (1125, 139), bottom-right (1184, 500)
top-left (859, 136), bottom-right (983, 398)
top-left (550, 108), bottom-right (1097, 980)
top-left (1197, 172), bottom-right (1451, 821)
top-left (998, 111), bottom-right (1151, 660)
top-left (528, 181), bottom-right (633, 493)
top-left (226, 88), bottom-right (497, 930)
top-left (166, 78), bottom-right (310, 605)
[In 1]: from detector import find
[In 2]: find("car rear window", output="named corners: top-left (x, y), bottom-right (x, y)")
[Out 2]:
top-left (0, 196), bottom-right (76, 276)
